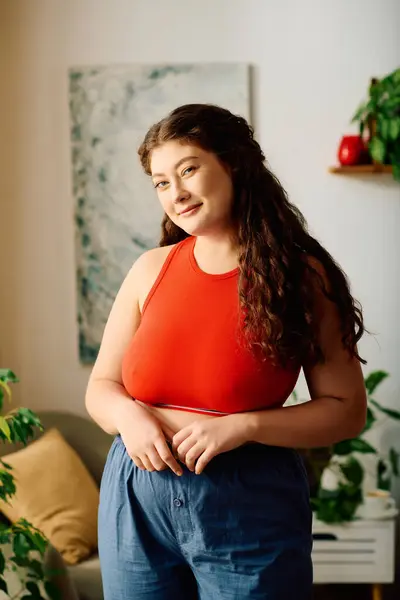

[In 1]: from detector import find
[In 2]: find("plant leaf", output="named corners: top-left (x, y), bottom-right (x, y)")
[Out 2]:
top-left (0, 369), bottom-right (18, 383)
top-left (11, 555), bottom-right (31, 568)
top-left (340, 456), bottom-right (364, 487)
top-left (382, 96), bottom-right (400, 112)
top-left (393, 164), bottom-right (400, 182)
top-left (377, 458), bottom-right (391, 491)
top-left (28, 559), bottom-right (44, 579)
top-left (26, 581), bottom-right (41, 598)
top-left (369, 399), bottom-right (400, 420)
top-left (0, 380), bottom-right (11, 404)
top-left (362, 406), bottom-right (376, 434)
top-left (314, 484), bottom-right (362, 523)
top-left (13, 531), bottom-right (31, 557)
top-left (369, 136), bottom-right (386, 163)
top-left (0, 550), bottom-right (5, 576)
top-left (45, 580), bottom-right (62, 600)
top-left (393, 68), bottom-right (400, 84)
top-left (365, 370), bottom-right (389, 395)
top-left (378, 115), bottom-right (390, 140)
top-left (16, 519), bottom-right (48, 555)
top-left (0, 416), bottom-right (11, 441)
top-left (0, 576), bottom-right (8, 594)
top-left (0, 459), bottom-right (12, 470)
top-left (0, 467), bottom-right (16, 502)
top-left (351, 102), bottom-right (368, 122)
top-left (333, 438), bottom-right (376, 455)
top-left (390, 117), bottom-right (400, 140)
top-left (389, 448), bottom-right (399, 476)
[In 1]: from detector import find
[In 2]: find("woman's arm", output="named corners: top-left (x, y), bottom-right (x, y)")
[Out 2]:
top-left (86, 247), bottom-right (173, 435)
top-left (85, 257), bottom-right (144, 435)
top-left (85, 247), bottom-right (182, 474)
top-left (243, 384), bottom-right (366, 449)
top-left (243, 266), bottom-right (367, 448)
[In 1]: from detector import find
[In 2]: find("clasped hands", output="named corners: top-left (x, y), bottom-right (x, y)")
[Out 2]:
top-left (120, 401), bottom-right (254, 476)
top-left (170, 414), bottom-right (251, 474)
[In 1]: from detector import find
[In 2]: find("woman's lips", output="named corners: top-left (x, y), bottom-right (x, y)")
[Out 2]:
top-left (179, 203), bottom-right (202, 216)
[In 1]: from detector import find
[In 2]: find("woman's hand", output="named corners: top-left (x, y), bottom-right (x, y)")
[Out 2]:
top-left (172, 414), bottom-right (254, 475)
top-left (115, 401), bottom-right (183, 476)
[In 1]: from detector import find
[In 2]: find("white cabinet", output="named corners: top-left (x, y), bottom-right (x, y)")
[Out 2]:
top-left (312, 518), bottom-right (396, 599)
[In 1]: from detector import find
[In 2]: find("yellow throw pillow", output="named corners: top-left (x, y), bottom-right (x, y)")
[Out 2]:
top-left (0, 428), bottom-right (99, 565)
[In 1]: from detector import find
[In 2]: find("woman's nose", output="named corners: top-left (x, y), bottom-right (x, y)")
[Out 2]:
top-left (171, 182), bottom-right (190, 205)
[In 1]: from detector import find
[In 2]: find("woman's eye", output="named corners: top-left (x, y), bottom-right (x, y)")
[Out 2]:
top-left (182, 166), bottom-right (196, 176)
top-left (155, 181), bottom-right (168, 189)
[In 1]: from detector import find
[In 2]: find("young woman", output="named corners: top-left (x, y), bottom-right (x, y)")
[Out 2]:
top-left (86, 103), bottom-right (367, 600)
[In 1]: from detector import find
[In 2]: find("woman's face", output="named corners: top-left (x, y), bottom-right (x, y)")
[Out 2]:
top-left (150, 141), bottom-right (234, 237)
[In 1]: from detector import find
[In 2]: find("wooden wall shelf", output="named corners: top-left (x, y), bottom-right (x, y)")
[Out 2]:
top-left (329, 164), bottom-right (393, 174)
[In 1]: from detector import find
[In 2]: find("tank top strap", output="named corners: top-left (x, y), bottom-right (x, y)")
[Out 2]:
top-left (141, 236), bottom-right (192, 315)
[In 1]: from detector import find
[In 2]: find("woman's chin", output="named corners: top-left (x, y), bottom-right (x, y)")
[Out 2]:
top-left (175, 217), bottom-right (209, 236)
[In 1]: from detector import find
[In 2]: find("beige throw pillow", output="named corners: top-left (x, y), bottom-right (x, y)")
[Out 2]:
top-left (0, 428), bottom-right (99, 565)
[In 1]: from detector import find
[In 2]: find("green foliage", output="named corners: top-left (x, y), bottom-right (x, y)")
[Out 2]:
top-left (0, 369), bottom-right (60, 600)
top-left (389, 448), bottom-right (400, 477)
top-left (362, 406), bottom-right (376, 434)
top-left (313, 479), bottom-right (363, 524)
top-left (351, 68), bottom-right (400, 181)
top-left (377, 457), bottom-right (391, 491)
top-left (369, 398), bottom-right (400, 420)
top-left (340, 455), bottom-right (365, 487)
top-left (333, 438), bottom-right (376, 455)
top-left (364, 370), bottom-right (389, 395)
top-left (312, 455), bottom-right (365, 523)
top-left (294, 369), bottom-right (400, 524)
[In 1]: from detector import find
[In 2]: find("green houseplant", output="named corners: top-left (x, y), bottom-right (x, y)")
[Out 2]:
top-left (0, 369), bottom-right (60, 600)
top-left (351, 67), bottom-right (400, 181)
top-left (293, 370), bottom-right (400, 524)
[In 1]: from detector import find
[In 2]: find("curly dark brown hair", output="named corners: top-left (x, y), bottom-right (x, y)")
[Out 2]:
top-left (138, 103), bottom-right (365, 368)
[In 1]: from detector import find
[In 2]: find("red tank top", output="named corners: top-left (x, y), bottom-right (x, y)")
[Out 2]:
top-left (122, 236), bottom-right (300, 415)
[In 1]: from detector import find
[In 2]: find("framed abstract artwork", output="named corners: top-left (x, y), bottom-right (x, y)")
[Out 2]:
top-left (68, 63), bottom-right (250, 363)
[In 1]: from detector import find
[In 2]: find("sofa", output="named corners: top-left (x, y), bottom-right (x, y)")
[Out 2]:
top-left (0, 410), bottom-right (113, 600)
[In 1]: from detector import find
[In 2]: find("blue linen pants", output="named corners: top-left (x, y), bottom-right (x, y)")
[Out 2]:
top-left (98, 435), bottom-right (313, 599)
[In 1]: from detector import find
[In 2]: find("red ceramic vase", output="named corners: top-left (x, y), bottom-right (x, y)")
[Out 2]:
top-left (337, 135), bottom-right (366, 166)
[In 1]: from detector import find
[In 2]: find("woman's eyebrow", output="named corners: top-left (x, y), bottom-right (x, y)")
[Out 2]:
top-left (152, 155), bottom-right (199, 178)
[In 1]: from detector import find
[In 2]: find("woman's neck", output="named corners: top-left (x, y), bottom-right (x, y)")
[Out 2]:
top-left (193, 234), bottom-right (238, 273)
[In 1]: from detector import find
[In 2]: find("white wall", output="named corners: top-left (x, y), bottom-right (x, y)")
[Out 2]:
top-left (1, 0), bottom-right (399, 423)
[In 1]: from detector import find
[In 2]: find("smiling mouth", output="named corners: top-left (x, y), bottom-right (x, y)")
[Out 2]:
top-left (179, 203), bottom-right (203, 216)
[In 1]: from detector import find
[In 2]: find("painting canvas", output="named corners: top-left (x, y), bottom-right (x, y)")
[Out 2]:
top-left (68, 63), bottom-right (250, 363)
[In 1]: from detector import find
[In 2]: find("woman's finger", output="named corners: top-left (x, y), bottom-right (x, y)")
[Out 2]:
top-left (195, 448), bottom-right (216, 475)
top-left (154, 438), bottom-right (183, 476)
top-left (161, 424), bottom-right (176, 443)
top-left (131, 455), bottom-right (145, 470)
top-left (176, 436), bottom-right (197, 463)
top-left (172, 426), bottom-right (192, 450)
top-left (147, 447), bottom-right (169, 472)
top-left (184, 442), bottom-right (204, 472)
top-left (140, 455), bottom-right (155, 472)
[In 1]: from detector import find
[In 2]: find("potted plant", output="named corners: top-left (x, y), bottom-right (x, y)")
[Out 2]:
top-left (292, 370), bottom-right (400, 524)
top-left (351, 67), bottom-right (400, 181)
top-left (0, 369), bottom-right (60, 600)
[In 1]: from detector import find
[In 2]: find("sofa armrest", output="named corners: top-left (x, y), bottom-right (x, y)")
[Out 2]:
top-left (44, 545), bottom-right (80, 600)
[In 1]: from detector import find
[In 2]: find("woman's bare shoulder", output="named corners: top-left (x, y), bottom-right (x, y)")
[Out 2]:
top-left (134, 244), bottom-right (176, 273)
top-left (132, 245), bottom-right (177, 311)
